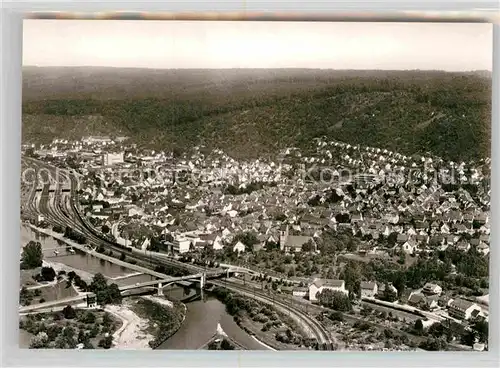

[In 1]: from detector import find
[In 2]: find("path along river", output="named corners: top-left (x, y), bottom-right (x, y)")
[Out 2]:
top-left (20, 225), bottom-right (267, 350)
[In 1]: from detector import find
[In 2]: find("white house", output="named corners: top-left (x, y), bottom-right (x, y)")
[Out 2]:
top-left (477, 242), bottom-right (490, 256)
top-left (141, 238), bottom-right (151, 252)
top-left (360, 281), bottom-right (378, 298)
top-left (233, 241), bottom-right (246, 253)
top-left (422, 283), bottom-right (443, 295)
top-left (308, 278), bottom-right (348, 302)
top-left (401, 240), bottom-right (417, 254)
top-left (448, 298), bottom-right (482, 320)
top-left (292, 287), bottom-right (308, 298)
top-left (221, 228), bottom-right (232, 239)
top-left (172, 238), bottom-right (192, 254)
top-left (213, 235), bottom-right (224, 250)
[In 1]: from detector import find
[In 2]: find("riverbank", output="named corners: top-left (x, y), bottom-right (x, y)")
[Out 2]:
top-left (211, 286), bottom-right (312, 350)
top-left (130, 296), bottom-right (187, 349)
top-left (105, 300), bottom-right (155, 350)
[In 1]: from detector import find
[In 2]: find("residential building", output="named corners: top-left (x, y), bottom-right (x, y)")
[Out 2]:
top-left (422, 283), bottom-right (443, 296)
top-left (233, 241), bottom-right (246, 253)
top-left (279, 225), bottom-right (315, 253)
top-left (103, 152), bottom-right (124, 166)
top-left (308, 278), bottom-right (348, 302)
top-left (172, 238), bottom-right (192, 254)
top-left (448, 298), bottom-right (481, 320)
top-left (360, 281), bottom-right (378, 298)
top-left (408, 293), bottom-right (439, 311)
top-left (292, 287), bottom-right (308, 298)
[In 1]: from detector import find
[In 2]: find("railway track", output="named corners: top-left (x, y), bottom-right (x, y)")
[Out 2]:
top-left (217, 281), bottom-right (333, 349)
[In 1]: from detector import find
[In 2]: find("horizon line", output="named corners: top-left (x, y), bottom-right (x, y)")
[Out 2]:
top-left (22, 65), bottom-right (493, 73)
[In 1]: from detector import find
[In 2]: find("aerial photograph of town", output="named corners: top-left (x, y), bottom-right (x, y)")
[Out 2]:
top-left (18, 20), bottom-right (491, 351)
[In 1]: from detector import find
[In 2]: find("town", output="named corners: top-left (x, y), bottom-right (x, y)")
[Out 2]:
top-left (19, 133), bottom-right (490, 352)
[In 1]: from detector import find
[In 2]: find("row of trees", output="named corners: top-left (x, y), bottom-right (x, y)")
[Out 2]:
top-left (63, 226), bottom-right (86, 244)
top-left (88, 273), bottom-right (122, 306)
top-left (317, 290), bottom-right (352, 312)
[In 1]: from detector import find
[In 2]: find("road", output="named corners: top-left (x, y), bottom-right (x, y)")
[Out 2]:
top-left (19, 294), bottom-right (90, 313)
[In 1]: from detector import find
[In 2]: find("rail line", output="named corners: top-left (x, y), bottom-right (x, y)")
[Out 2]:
top-left (217, 281), bottom-right (333, 349)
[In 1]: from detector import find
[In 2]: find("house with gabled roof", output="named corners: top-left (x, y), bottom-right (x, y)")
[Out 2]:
top-left (448, 298), bottom-right (481, 320)
top-left (476, 242), bottom-right (489, 256)
top-left (396, 233), bottom-right (409, 244)
top-left (360, 281), bottom-right (378, 298)
top-left (401, 240), bottom-right (417, 254)
top-left (408, 293), bottom-right (439, 311)
top-left (309, 278), bottom-right (348, 301)
top-left (455, 240), bottom-right (471, 252)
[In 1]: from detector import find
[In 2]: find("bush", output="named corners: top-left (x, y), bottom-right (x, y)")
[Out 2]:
top-left (80, 311), bottom-right (96, 324)
top-left (383, 329), bottom-right (394, 339)
top-left (62, 305), bottom-right (76, 319)
top-left (329, 311), bottom-right (344, 322)
top-left (98, 335), bottom-right (113, 349)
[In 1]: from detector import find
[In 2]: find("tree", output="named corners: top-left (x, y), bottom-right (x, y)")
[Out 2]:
top-left (301, 240), bottom-right (316, 252)
top-left (102, 225), bottom-right (110, 234)
top-left (106, 283), bottom-right (123, 305)
top-left (102, 312), bottom-right (112, 327)
top-left (40, 267), bottom-right (56, 282)
top-left (414, 319), bottom-right (424, 335)
top-left (380, 283), bottom-right (398, 302)
top-left (81, 311), bottom-right (96, 324)
top-left (19, 287), bottom-right (33, 306)
top-left (220, 338), bottom-right (235, 350)
top-left (318, 290), bottom-right (352, 311)
top-left (90, 273), bottom-right (108, 293)
top-left (78, 329), bottom-right (86, 343)
top-left (233, 232), bottom-right (259, 248)
top-left (472, 319), bottom-right (488, 343)
top-left (419, 337), bottom-right (447, 351)
top-left (341, 261), bottom-right (362, 296)
top-left (29, 332), bottom-right (49, 349)
top-left (98, 335), bottom-right (113, 349)
top-left (329, 311), bottom-right (344, 322)
top-left (21, 241), bottom-right (43, 269)
top-left (62, 305), bottom-right (76, 319)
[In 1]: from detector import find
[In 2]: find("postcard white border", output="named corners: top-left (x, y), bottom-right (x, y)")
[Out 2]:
top-left (1, 1), bottom-right (499, 367)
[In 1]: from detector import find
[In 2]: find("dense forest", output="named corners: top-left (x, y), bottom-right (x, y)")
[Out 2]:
top-left (22, 67), bottom-right (491, 161)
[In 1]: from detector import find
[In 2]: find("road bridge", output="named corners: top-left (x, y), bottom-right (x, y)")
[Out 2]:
top-left (19, 272), bottom-right (217, 312)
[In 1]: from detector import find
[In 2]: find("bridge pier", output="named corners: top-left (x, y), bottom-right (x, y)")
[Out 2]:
top-left (200, 273), bottom-right (206, 302)
top-left (200, 273), bottom-right (206, 289)
top-left (157, 282), bottom-right (163, 296)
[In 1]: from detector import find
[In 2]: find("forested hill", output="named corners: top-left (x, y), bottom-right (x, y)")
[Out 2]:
top-left (22, 67), bottom-right (491, 162)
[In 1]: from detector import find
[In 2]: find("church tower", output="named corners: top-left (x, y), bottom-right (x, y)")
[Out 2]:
top-left (279, 224), bottom-right (289, 251)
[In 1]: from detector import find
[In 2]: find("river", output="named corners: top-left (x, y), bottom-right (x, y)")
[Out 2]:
top-left (20, 225), bottom-right (267, 350)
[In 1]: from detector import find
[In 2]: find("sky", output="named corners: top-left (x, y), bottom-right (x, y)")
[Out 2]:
top-left (23, 20), bottom-right (492, 71)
